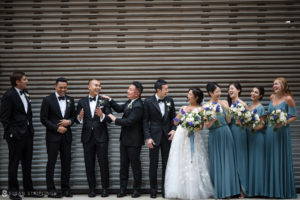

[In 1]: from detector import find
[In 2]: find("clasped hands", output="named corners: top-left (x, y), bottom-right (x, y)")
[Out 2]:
top-left (57, 119), bottom-right (71, 134)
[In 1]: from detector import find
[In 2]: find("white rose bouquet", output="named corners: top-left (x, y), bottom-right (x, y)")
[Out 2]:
top-left (201, 102), bottom-right (222, 126)
top-left (179, 108), bottom-right (203, 137)
top-left (268, 109), bottom-right (288, 131)
top-left (229, 100), bottom-right (247, 126)
top-left (243, 109), bottom-right (263, 133)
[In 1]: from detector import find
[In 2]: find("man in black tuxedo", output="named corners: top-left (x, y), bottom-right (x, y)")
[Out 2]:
top-left (0, 71), bottom-right (44, 200)
top-left (143, 79), bottom-right (176, 198)
top-left (76, 79), bottom-right (112, 198)
top-left (107, 81), bottom-right (144, 198)
top-left (40, 77), bottom-right (76, 198)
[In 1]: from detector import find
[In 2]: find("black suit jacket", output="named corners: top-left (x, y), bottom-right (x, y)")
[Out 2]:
top-left (110, 98), bottom-right (144, 146)
top-left (76, 96), bottom-right (112, 144)
top-left (40, 93), bottom-right (76, 143)
top-left (0, 87), bottom-right (34, 140)
top-left (143, 95), bottom-right (176, 145)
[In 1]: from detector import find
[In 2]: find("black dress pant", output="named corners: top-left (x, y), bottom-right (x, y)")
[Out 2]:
top-left (120, 143), bottom-right (142, 190)
top-left (83, 137), bottom-right (109, 191)
top-left (6, 129), bottom-right (34, 193)
top-left (46, 136), bottom-right (71, 192)
top-left (149, 133), bottom-right (171, 192)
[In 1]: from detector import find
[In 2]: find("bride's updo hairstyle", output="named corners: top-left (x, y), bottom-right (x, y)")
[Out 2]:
top-left (189, 88), bottom-right (204, 105)
top-left (206, 82), bottom-right (220, 97)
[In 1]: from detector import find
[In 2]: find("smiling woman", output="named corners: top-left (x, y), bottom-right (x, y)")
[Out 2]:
top-left (247, 86), bottom-right (266, 197)
top-left (227, 82), bottom-right (249, 198)
top-left (264, 77), bottom-right (297, 199)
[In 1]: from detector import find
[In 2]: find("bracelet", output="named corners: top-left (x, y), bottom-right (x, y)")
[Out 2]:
top-left (173, 117), bottom-right (179, 122)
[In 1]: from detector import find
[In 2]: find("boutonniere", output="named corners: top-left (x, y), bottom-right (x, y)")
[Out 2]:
top-left (128, 101), bottom-right (133, 109)
top-left (24, 92), bottom-right (31, 103)
top-left (67, 99), bottom-right (71, 108)
top-left (98, 99), bottom-right (105, 106)
top-left (166, 101), bottom-right (171, 107)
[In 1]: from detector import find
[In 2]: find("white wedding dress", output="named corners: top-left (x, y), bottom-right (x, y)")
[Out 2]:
top-left (165, 107), bottom-right (214, 199)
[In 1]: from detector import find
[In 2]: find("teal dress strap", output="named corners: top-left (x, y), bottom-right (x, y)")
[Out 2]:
top-left (256, 104), bottom-right (266, 118)
top-left (288, 105), bottom-right (297, 117)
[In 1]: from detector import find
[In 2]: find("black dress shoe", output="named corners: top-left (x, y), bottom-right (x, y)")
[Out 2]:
top-left (150, 189), bottom-right (157, 198)
top-left (131, 189), bottom-right (140, 198)
top-left (117, 189), bottom-right (126, 198)
top-left (9, 192), bottom-right (22, 200)
top-left (24, 191), bottom-right (44, 198)
top-left (88, 190), bottom-right (96, 198)
top-left (48, 191), bottom-right (62, 198)
top-left (62, 190), bottom-right (73, 197)
top-left (101, 188), bottom-right (109, 197)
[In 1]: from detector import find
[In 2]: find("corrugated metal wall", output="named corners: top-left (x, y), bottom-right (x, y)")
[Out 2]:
top-left (0, 0), bottom-right (300, 192)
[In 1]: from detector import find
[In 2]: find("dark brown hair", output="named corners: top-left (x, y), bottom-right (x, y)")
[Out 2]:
top-left (10, 71), bottom-right (25, 87)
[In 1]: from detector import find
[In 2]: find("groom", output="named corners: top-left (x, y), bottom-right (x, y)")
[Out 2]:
top-left (143, 79), bottom-right (176, 198)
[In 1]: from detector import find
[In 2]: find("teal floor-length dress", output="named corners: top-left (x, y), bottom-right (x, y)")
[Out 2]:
top-left (208, 108), bottom-right (240, 198)
top-left (247, 104), bottom-right (266, 197)
top-left (264, 101), bottom-right (297, 198)
top-left (229, 109), bottom-right (248, 194)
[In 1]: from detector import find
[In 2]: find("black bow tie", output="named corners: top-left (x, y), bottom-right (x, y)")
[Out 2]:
top-left (89, 97), bottom-right (96, 102)
top-left (58, 96), bottom-right (65, 101)
top-left (19, 90), bottom-right (25, 95)
top-left (158, 99), bottom-right (165, 103)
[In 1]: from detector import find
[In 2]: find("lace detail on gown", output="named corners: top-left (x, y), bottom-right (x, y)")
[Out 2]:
top-left (165, 107), bottom-right (214, 199)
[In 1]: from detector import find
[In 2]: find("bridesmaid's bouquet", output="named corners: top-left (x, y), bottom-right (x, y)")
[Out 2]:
top-left (268, 109), bottom-right (288, 131)
top-left (229, 100), bottom-right (247, 126)
top-left (201, 102), bottom-right (222, 126)
top-left (243, 109), bottom-right (262, 133)
top-left (179, 108), bottom-right (203, 137)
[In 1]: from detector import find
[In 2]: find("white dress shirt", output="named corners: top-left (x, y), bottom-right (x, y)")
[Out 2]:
top-left (15, 87), bottom-right (28, 113)
top-left (89, 95), bottom-right (98, 118)
top-left (155, 94), bottom-right (165, 117)
top-left (78, 95), bottom-right (105, 123)
top-left (55, 92), bottom-right (66, 117)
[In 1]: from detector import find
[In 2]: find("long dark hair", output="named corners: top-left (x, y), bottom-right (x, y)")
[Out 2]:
top-left (189, 88), bottom-right (204, 105)
top-left (206, 82), bottom-right (220, 97)
top-left (253, 86), bottom-right (265, 100)
top-left (227, 82), bottom-right (242, 106)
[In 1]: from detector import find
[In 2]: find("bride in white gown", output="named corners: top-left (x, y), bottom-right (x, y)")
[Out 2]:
top-left (165, 88), bottom-right (214, 199)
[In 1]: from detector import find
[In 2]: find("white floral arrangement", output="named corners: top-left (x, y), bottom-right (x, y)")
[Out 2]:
top-left (67, 99), bottom-right (71, 108)
top-left (229, 100), bottom-right (247, 125)
top-left (243, 109), bottom-right (263, 133)
top-left (201, 102), bottom-right (222, 126)
top-left (127, 101), bottom-right (133, 109)
top-left (165, 100), bottom-right (171, 111)
top-left (98, 99), bottom-right (105, 108)
top-left (268, 109), bottom-right (288, 131)
top-left (178, 108), bottom-right (202, 137)
top-left (24, 91), bottom-right (31, 103)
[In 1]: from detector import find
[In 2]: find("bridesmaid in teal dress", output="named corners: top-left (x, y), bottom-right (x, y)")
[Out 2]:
top-left (265, 77), bottom-right (297, 198)
top-left (247, 86), bottom-right (266, 197)
top-left (227, 82), bottom-right (249, 198)
top-left (205, 82), bottom-right (240, 199)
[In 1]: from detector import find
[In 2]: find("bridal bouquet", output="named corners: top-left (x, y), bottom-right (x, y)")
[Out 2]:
top-left (201, 102), bottom-right (222, 126)
top-left (179, 108), bottom-right (203, 137)
top-left (178, 108), bottom-right (203, 163)
top-left (268, 109), bottom-right (288, 131)
top-left (243, 109), bottom-right (262, 133)
top-left (229, 100), bottom-right (247, 125)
